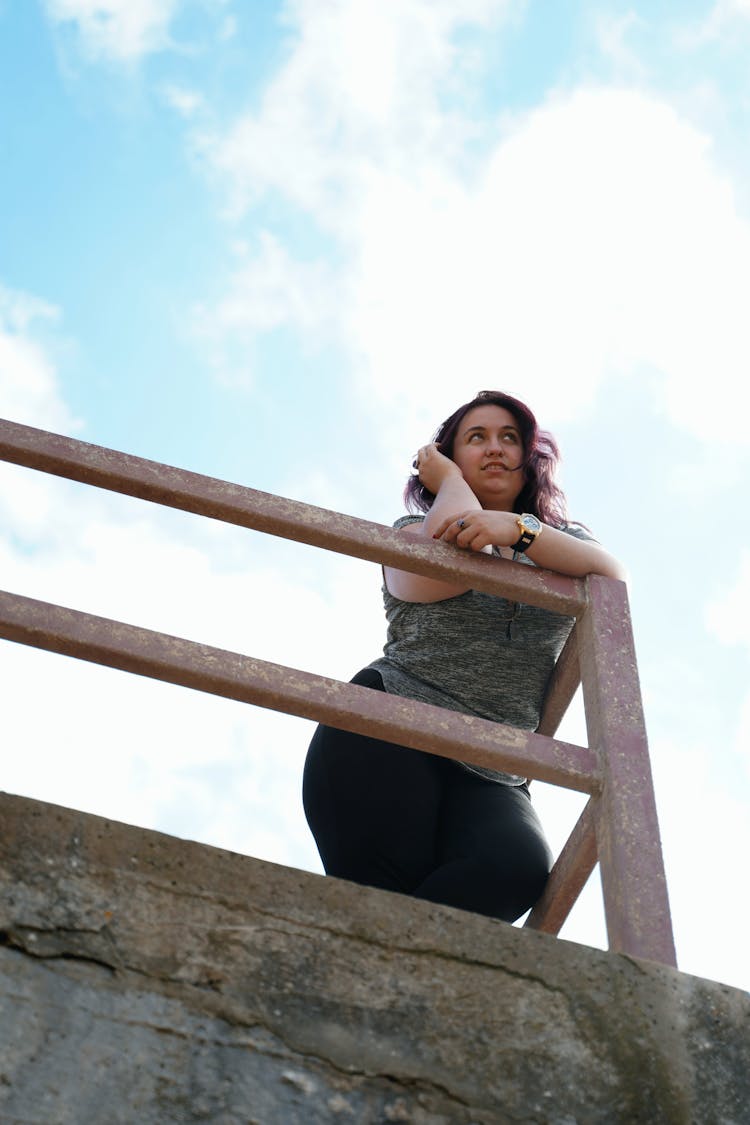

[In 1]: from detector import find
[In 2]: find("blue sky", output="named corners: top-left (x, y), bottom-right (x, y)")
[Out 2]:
top-left (2, 0), bottom-right (750, 994)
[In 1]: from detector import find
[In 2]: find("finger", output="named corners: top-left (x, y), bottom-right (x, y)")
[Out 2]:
top-left (414, 445), bottom-right (431, 472)
top-left (455, 526), bottom-right (474, 548)
top-left (433, 512), bottom-right (463, 538)
top-left (452, 514), bottom-right (472, 535)
top-left (468, 532), bottom-right (489, 551)
top-left (455, 520), bottom-right (489, 548)
top-left (446, 517), bottom-right (474, 545)
top-left (436, 522), bottom-right (458, 542)
top-left (437, 523), bottom-right (461, 544)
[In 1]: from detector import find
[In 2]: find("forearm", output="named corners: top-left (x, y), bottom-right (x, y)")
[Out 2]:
top-left (523, 526), bottom-right (626, 580)
top-left (420, 476), bottom-right (481, 538)
top-left (433, 509), bottom-right (627, 580)
top-left (384, 475), bottom-right (484, 602)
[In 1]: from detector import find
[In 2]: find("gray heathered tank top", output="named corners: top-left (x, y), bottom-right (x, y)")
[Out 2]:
top-left (367, 514), bottom-right (597, 785)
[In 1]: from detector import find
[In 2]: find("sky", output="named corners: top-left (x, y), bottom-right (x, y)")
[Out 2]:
top-left (1, 0), bottom-right (749, 995)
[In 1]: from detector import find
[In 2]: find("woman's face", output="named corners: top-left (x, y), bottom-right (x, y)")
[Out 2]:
top-left (449, 404), bottom-right (526, 511)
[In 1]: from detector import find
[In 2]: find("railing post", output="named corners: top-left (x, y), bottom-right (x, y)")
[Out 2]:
top-left (577, 575), bottom-right (677, 966)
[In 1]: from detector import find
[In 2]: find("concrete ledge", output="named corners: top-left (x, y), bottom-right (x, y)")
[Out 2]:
top-left (1, 792), bottom-right (747, 1124)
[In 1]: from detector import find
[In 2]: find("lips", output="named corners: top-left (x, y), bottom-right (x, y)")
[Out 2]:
top-left (481, 462), bottom-right (507, 471)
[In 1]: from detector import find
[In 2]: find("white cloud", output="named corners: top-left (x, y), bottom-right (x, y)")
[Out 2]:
top-left (0, 279), bottom-right (383, 874)
top-left (0, 496), bottom-right (382, 862)
top-left (0, 286), bottom-right (84, 539)
top-left (0, 445), bottom-right (383, 869)
top-left (734, 692), bottom-right (750, 770)
top-left (593, 9), bottom-right (646, 80)
top-left (0, 638), bottom-right (322, 871)
top-left (0, 286), bottom-right (77, 430)
top-left (0, 492), bottom-right (382, 872)
top-left (162, 83), bottom-right (205, 117)
top-left (704, 553), bottom-right (750, 779)
top-left (199, 0), bottom-right (750, 460)
top-left (696, 0), bottom-right (750, 40)
top-left (193, 232), bottom-right (342, 386)
top-left (705, 551), bottom-right (750, 647)
top-left (533, 684), bottom-right (750, 990)
top-left (44, 0), bottom-right (180, 62)
top-left (200, 0), bottom-right (513, 230)
top-left (346, 89), bottom-right (750, 444)
top-left (650, 733), bottom-right (750, 990)
top-left (216, 13), bottom-right (237, 43)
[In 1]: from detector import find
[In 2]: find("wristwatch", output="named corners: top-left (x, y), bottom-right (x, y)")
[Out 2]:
top-left (511, 513), bottom-right (543, 553)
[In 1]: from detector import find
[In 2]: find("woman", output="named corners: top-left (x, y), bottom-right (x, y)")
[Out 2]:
top-left (303, 390), bottom-right (625, 922)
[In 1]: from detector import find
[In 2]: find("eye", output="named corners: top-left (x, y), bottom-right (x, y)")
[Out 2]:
top-left (503, 432), bottom-right (519, 444)
top-left (467, 432), bottom-right (484, 442)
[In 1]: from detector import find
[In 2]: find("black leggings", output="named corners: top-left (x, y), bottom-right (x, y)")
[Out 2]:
top-left (303, 669), bottom-right (553, 923)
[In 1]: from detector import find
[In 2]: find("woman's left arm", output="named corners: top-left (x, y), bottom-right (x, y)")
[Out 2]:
top-left (434, 510), bottom-right (627, 581)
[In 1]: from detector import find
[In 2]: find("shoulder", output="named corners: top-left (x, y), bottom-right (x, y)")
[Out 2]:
top-left (560, 521), bottom-right (599, 544)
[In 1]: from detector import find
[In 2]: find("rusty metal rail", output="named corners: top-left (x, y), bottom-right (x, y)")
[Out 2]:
top-left (0, 589), bottom-right (599, 792)
top-left (0, 419), bottom-right (585, 614)
top-left (0, 418), bottom-right (676, 967)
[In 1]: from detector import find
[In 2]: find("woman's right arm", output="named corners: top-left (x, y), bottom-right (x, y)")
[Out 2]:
top-left (384, 444), bottom-right (483, 603)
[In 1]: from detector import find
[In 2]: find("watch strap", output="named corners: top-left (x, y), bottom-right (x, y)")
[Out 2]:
top-left (511, 528), bottom-right (537, 553)
top-left (511, 514), bottom-right (542, 554)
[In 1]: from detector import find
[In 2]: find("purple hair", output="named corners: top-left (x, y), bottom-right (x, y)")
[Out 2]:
top-left (404, 390), bottom-right (568, 528)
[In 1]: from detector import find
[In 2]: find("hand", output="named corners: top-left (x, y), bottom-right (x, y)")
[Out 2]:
top-left (433, 509), bottom-right (519, 552)
top-left (414, 442), bottom-right (463, 494)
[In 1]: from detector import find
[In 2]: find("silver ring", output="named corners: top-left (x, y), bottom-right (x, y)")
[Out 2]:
top-left (457, 518), bottom-right (465, 528)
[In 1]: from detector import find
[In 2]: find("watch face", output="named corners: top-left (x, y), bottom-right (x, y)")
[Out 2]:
top-left (522, 515), bottom-right (542, 532)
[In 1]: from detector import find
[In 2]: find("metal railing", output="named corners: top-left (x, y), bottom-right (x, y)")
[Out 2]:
top-left (0, 418), bottom-right (676, 966)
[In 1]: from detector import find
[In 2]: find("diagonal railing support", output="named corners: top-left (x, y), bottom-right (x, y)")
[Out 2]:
top-left (536, 626), bottom-right (580, 738)
top-left (524, 797), bottom-right (598, 934)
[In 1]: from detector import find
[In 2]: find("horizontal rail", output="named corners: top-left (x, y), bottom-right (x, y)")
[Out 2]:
top-left (524, 798), bottom-right (598, 933)
top-left (0, 419), bottom-right (586, 616)
top-left (0, 589), bottom-right (600, 793)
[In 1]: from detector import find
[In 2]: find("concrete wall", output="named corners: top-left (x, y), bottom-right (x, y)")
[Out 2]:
top-left (1, 792), bottom-right (747, 1124)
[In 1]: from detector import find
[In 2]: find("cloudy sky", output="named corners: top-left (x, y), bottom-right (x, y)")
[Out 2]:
top-left (2, 0), bottom-right (749, 994)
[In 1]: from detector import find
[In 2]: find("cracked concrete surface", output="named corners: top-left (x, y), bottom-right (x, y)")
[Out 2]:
top-left (1, 792), bottom-right (748, 1124)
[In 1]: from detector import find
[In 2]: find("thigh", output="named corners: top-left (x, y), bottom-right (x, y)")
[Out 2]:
top-left (437, 769), bottom-right (553, 872)
top-left (414, 772), bottom-right (553, 921)
top-left (302, 670), bottom-right (447, 893)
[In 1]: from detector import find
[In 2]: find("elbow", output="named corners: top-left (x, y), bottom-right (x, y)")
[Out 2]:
top-left (583, 547), bottom-right (628, 583)
top-left (592, 557), bottom-right (628, 583)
